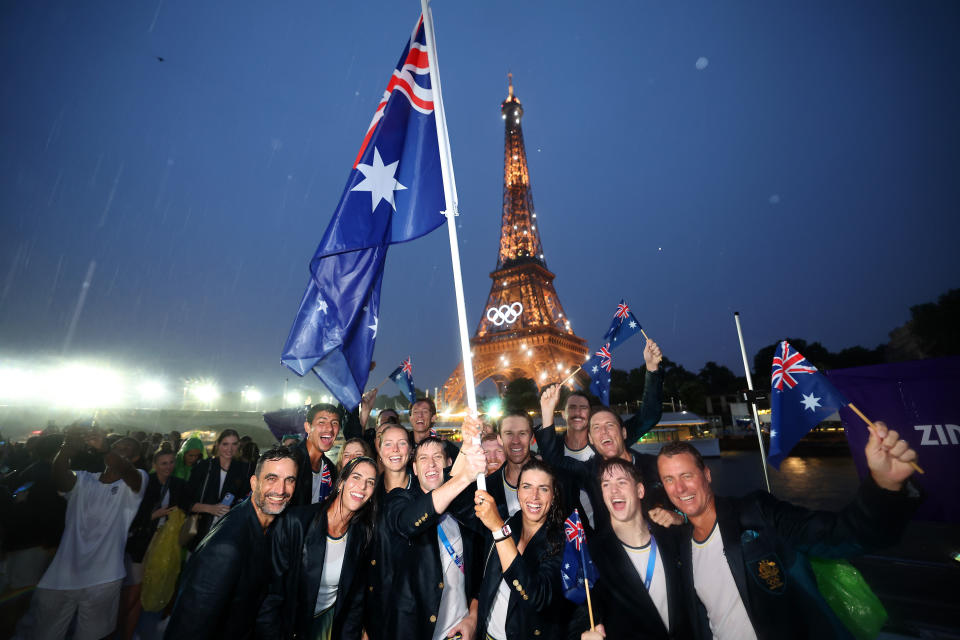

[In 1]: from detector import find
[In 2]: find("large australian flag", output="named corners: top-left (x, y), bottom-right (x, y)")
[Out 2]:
top-left (282, 16), bottom-right (445, 410)
top-left (603, 299), bottom-right (644, 349)
top-left (769, 341), bottom-right (849, 468)
top-left (583, 342), bottom-right (614, 405)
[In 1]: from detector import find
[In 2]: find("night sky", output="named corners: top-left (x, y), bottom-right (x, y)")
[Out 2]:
top-left (2, 1), bottom-right (958, 403)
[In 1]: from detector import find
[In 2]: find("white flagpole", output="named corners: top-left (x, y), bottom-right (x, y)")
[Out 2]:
top-left (733, 312), bottom-right (772, 493)
top-left (420, 0), bottom-right (485, 490)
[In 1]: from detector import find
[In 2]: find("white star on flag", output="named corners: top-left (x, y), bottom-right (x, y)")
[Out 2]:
top-left (800, 392), bottom-right (822, 411)
top-left (628, 320), bottom-right (637, 329)
top-left (368, 315), bottom-right (378, 338)
top-left (592, 365), bottom-right (599, 373)
top-left (317, 298), bottom-right (328, 314)
top-left (351, 147), bottom-right (407, 212)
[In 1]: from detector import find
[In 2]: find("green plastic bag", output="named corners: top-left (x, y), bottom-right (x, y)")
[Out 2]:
top-left (141, 507), bottom-right (185, 612)
top-left (809, 557), bottom-right (887, 640)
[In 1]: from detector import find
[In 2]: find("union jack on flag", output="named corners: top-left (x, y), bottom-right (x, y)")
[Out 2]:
top-left (320, 463), bottom-right (332, 488)
top-left (564, 511), bottom-right (585, 550)
top-left (602, 299), bottom-right (644, 348)
top-left (769, 341), bottom-right (849, 469)
top-left (389, 356), bottom-right (417, 404)
top-left (401, 357), bottom-right (413, 376)
top-left (596, 344), bottom-right (613, 372)
top-left (771, 341), bottom-right (818, 390)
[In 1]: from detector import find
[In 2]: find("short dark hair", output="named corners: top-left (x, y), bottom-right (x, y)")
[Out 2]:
top-left (306, 403), bottom-right (340, 424)
top-left (564, 391), bottom-right (591, 409)
top-left (597, 456), bottom-right (643, 485)
top-left (377, 408), bottom-right (400, 425)
top-left (588, 406), bottom-right (623, 429)
top-left (497, 410), bottom-right (532, 433)
top-left (254, 445), bottom-right (298, 478)
top-left (410, 397), bottom-right (436, 416)
top-left (658, 441), bottom-right (706, 471)
top-left (412, 436), bottom-right (445, 458)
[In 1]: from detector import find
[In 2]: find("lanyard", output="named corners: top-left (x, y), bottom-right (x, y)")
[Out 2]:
top-left (644, 534), bottom-right (658, 591)
top-left (437, 516), bottom-right (464, 574)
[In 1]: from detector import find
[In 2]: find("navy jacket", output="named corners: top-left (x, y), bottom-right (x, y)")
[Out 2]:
top-left (386, 483), bottom-right (484, 640)
top-left (289, 438), bottom-right (337, 507)
top-left (678, 478), bottom-right (921, 639)
top-left (476, 513), bottom-right (570, 640)
top-left (569, 524), bottom-right (700, 640)
top-left (165, 499), bottom-right (273, 640)
top-left (258, 498), bottom-right (371, 640)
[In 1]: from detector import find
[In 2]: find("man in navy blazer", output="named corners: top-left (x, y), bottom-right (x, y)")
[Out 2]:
top-left (657, 423), bottom-right (921, 640)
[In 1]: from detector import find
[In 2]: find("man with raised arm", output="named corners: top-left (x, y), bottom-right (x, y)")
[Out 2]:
top-left (389, 423), bottom-right (488, 640)
top-left (25, 430), bottom-right (146, 640)
top-left (539, 340), bottom-right (664, 528)
top-left (657, 423), bottom-right (921, 640)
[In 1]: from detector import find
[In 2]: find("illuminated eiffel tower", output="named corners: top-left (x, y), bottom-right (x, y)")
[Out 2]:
top-left (443, 75), bottom-right (587, 406)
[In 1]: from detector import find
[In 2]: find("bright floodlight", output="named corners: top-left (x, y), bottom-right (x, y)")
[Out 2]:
top-left (192, 383), bottom-right (219, 404)
top-left (487, 399), bottom-right (503, 418)
top-left (139, 380), bottom-right (167, 401)
top-left (243, 388), bottom-right (262, 404)
top-left (286, 391), bottom-right (302, 406)
top-left (50, 364), bottom-right (125, 408)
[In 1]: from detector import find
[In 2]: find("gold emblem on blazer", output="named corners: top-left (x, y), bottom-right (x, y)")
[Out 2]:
top-left (756, 560), bottom-right (783, 590)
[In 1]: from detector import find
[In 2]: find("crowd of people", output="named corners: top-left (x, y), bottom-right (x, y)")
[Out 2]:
top-left (0, 339), bottom-right (922, 640)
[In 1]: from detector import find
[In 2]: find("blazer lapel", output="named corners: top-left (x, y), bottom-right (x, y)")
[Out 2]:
top-left (604, 531), bottom-right (668, 634)
top-left (334, 522), bottom-right (362, 617)
top-left (716, 497), bottom-right (750, 612)
top-left (304, 507), bottom-right (329, 615)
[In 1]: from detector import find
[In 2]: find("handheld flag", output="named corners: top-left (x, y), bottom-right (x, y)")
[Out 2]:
top-left (603, 299), bottom-right (644, 349)
top-left (561, 509), bottom-right (598, 604)
top-left (582, 343), bottom-right (613, 405)
top-left (281, 16), bottom-right (445, 409)
top-left (769, 341), bottom-right (849, 468)
top-left (388, 357), bottom-right (417, 404)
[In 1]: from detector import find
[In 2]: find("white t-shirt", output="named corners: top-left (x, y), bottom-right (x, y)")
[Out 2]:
top-left (38, 469), bottom-right (148, 590)
top-left (691, 524), bottom-right (757, 640)
top-left (433, 515), bottom-right (468, 640)
top-left (563, 443), bottom-right (595, 527)
top-left (485, 578), bottom-right (511, 640)
top-left (503, 475), bottom-right (520, 516)
top-left (623, 538), bottom-right (669, 630)
top-left (315, 532), bottom-right (349, 614)
top-left (311, 461), bottom-right (328, 505)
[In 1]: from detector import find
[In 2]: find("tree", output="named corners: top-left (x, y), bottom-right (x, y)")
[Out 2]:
top-left (502, 378), bottom-right (540, 414)
top-left (697, 361), bottom-right (742, 395)
top-left (888, 288), bottom-right (960, 360)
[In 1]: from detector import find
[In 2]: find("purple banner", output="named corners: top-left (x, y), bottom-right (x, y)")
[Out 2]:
top-left (826, 356), bottom-right (960, 523)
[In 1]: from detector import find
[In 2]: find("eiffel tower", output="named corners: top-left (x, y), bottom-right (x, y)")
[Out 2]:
top-left (443, 75), bottom-right (588, 406)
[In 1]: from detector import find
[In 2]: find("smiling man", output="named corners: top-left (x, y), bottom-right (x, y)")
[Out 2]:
top-left (389, 436), bottom-right (488, 640)
top-left (409, 397), bottom-right (460, 465)
top-left (657, 424), bottom-right (921, 640)
top-left (572, 457), bottom-right (696, 640)
top-left (166, 446), bottom-right (298, 640)
top-left (484, 412), bottom-right (535, 518)
top-left (290, 403), bottom-right (341, 506)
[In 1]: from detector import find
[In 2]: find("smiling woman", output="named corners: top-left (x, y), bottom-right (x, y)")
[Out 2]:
top-left (258, 456), bottom-right (379, 640)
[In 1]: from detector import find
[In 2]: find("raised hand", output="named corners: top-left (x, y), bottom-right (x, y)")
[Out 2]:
top-left (474, 490), bottom-right (504, 532)
top-left (540, 383), bottom-right (561, 425)
top-left (644, 339), bottom-right (663, 371)
top-left (866, 421), bottom-right (918, 491)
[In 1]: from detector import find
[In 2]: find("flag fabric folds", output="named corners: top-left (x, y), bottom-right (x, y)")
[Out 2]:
top-left (281, 16), bottom-right (445, 409)
top-left (388, 357), bottom-right (416, 404)
top-left (583, 342), bottom-right (613, 405)
top-left (561, 509), bottom-right (598, 605)
top-left (769, 340), bottom-right (849, 468)
top-left (603, 299), bottom-right (644, 349)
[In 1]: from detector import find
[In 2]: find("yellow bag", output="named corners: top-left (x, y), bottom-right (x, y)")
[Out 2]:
top-left (141, 507), bottom-right (186, 612)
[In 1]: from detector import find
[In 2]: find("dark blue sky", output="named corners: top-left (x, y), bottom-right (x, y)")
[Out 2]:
top-left (2, 1), bottom-right (958, 400)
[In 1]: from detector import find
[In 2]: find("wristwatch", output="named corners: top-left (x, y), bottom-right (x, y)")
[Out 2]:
top-left (492, 523), bottom-right (512, 542)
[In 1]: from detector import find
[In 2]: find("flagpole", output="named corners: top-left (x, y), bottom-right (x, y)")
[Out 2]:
top-left (733, 312), bottom-right (772, 493)
top-left (420, 0), bottom-right (485, 491)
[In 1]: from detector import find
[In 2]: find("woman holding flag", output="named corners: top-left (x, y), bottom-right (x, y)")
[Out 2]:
top-left (473, 459), bottom-right (570, 640)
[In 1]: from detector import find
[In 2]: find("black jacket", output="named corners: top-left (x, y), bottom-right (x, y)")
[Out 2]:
top-left (476, 513), bottom-right (570, 640)
top-left (677, 478), bottom-right (921, 639)
top-left (126, 473), bottom-right (190, 562)
top-left (258, 498), bottom-right (371, 640)
top-left (185, 456), bottom-right (253, 550)
top-left (387, 483), bottom-right (484, 640)
top-left (570, 524), bottom-right (699, 640)
top-left (364, 474), bottom-right (417, 640)
top-left (289, 438), bottom-right (337, 507)
top-left (165, 499), bottom-right (273, 640)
